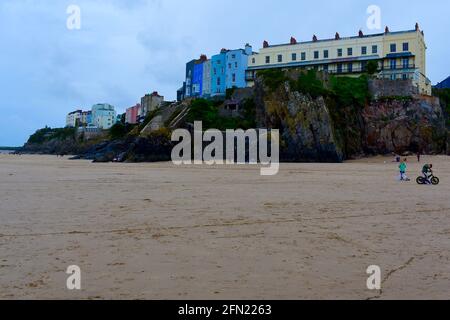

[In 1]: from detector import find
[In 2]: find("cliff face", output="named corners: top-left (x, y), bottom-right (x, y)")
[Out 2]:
top-left (254, 79), bottom-right (344, 162)
top-left (253, 73), bottom-right (448, 162)
top-left (362, 96), bottom-right (447, 154)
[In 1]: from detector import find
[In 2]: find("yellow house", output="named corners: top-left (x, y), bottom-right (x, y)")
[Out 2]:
top-left (246, 24), bottom-right (431, 95)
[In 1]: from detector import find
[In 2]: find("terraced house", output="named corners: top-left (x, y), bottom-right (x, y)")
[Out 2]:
top-left (246, 24), bottom-right (431, 95)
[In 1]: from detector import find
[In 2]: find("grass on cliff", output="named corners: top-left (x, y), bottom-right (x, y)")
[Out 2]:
top-left (27, 126), bottom-right (77, 144)
top-left (186, 98), bottom-right (256, 131)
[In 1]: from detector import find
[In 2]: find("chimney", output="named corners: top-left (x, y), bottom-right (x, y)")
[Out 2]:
top-left (385, 26), bottom-right (390, 34)
top-left (245, 43), bottom-right (252, 55)
top-left (290, 37), bottom-right (297, 44)
top-left (312, 35), bottom-right (318, 42)
top-left (263, 40), bottom-right (269, 48)
top-left (199, 54), bottom-right (207, 62)
top-left (358, 30), bottom-right (364, 37)
top-left (335, 32), bottom-right (340, 40)
top-left (415, 23), bottom-right (420, 31)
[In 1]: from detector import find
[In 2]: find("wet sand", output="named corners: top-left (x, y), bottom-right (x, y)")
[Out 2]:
top-left (0, 154), bottom-right (449, 299)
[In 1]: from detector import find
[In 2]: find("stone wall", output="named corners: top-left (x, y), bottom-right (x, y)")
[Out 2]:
top-left (369, 79), bottom-right (419, 99)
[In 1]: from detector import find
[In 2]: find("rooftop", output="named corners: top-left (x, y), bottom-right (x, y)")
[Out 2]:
top-left (263, 29), bottom-right (419, 49)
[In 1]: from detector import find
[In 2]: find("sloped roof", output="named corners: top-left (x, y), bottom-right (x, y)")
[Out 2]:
top-left (435, 76), bottom-right (450, 89)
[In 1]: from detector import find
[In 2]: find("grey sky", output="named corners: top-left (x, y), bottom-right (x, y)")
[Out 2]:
top-left (0, 0), bottom-right (449, 146)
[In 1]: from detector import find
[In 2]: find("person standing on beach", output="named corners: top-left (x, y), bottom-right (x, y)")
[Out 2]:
top-left (417, 151), bottom-right (421, 162)
top-left (399, 158), bottom-right (408, 181)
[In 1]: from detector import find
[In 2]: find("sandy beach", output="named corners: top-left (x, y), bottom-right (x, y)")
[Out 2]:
top-left (0, 154), bottom-right (449, 300)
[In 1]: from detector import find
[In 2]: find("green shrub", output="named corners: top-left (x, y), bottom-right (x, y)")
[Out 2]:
top-left (329, 75), bottom-right (370, 108)
top-left (291, 69), bottom-right (328, 99)
top-left (257, 69), bottom-right (287, 92)
top-left (27, 127), bottom-right (76, 144)
top-left (186, 98), bottom-right (257, 131)
top-left (366, 60), bottom-right (379, 75)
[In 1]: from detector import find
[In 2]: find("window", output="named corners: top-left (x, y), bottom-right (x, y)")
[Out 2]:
top-left (232, 73), bottom-right (236, 82)
top-left (361, 61), bottom-right (367, 71)
top-left (278, 54), bottom-right (283, 62)
top-left (217, 77), bottom-right (221, 85)
top-left (403, 42), bottom-right (409, 51)
top-left (337, 63), bottom-right (343, 73)
top-left (372, 45), bottom-right (378, 54)
top-left (347, 48), bottom-right (353, 56)
top-left (361, 46), bottom-right (367, 55)
top-left (390, 59), bottom-right (397, 70)
top-left (314, 51), bottom-right (319, 59)
top-left (292, 53), bottom-right (297, 61)
top-left (235, 62), bottom-right (238, 68)
top-left (231, 54), bottom-right (236, 59)
top-left (228, 63), bottom-right (231, 69)
top-left (265, 56), bottom-right (270, 64)
top-left (348, 63), bottom-right (353, 73)
top-left (402, 58), bottom-right (409, 69)
top-left (402, 74), bottom-right (408, 80)
top-left (217, 60), bottom-right (221, 65)
top-left (390, 43), bottom-right (397, 53)
top-left (252, 57), bottom-right (255, 64)
top-left (391, 74), bottom-right (396, 80)
top-left (337, 49), bottom-right (343, 57)
top-left (213, 68), bottom-right (217, 75)
top-left (301, 52), bottom-right (306, 61)
top-left (323, 64), bottom-right (329, 72)
top-left (324, 50), bottom-right (329, 58)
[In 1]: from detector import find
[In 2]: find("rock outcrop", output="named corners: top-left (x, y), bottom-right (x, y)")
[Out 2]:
top-left (362, 96), bottom-right (447, 154)
top-left (253, 71), bottom-right (448, 161)
top-left (254, 79), bottom-right (344, 162)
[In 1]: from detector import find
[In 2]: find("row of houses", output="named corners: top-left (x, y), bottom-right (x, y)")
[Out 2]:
top-left (177, 24), bottom-right (432, 98)
top-left (66, 24), bottom-right (436, 133)
top-left (66, 92), bottom-right (165, 131)
top-left (66, 103), bottom-right (116, 129)
top-left (125, 91), bottom-right (165, 124)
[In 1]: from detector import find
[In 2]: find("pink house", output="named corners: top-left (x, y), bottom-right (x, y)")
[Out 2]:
top-left (125, 104), bottom-right (141, 124)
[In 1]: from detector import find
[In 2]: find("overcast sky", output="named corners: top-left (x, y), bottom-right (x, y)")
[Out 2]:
top-left (1, 0), bottom-right (449, 146)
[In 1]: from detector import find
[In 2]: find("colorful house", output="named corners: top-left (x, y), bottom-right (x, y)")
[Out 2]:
top-left (211, 44), bottom-right (253, 97)
top-left (185, 55), bottom-right (209, 98)
top-left (91, 103), bottom-right (116, 129)
top-left (125, 104), bottom-right (141, 124)
top-left (211, 50), bottom-right (227, 96)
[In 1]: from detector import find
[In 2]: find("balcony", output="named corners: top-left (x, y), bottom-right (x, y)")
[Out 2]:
top-left (380, 64), bottom-right (416, 71)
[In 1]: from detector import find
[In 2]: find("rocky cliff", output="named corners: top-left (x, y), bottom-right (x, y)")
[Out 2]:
top-left (20, 71), bottom-right (449, 163)
top-left (253, 70), bottom-right (448, 161)
top-left (254, 79), bottom-right (345, 162)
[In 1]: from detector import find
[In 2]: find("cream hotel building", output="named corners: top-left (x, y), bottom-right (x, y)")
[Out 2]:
top-left (246, 24), bottom-right (431, 95)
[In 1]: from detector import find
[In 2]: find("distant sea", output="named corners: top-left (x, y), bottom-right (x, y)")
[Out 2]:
top-left (0, 149), bottom-right (17, 154)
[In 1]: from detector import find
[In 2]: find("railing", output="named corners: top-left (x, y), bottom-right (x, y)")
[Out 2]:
top-left (381, 64), bottom-right (416, 70)
top-left (245, 63), bottom-right (417, 78)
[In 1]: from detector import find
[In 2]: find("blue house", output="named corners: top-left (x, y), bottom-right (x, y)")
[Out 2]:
top-left (211, 50), bottom-right (227, 96)
top-left (211, 44), bottom-right (253, 97)
top-left (184, 55), bottom-right (209, 98)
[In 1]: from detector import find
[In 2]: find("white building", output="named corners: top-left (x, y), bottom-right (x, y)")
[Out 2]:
top-left (91, 104), bottom-right (116, 129)
top-left (66, 110), bottom-right (82, 127)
